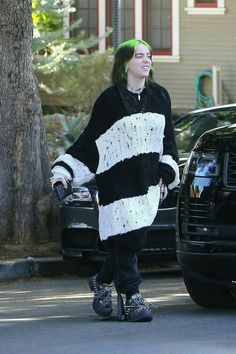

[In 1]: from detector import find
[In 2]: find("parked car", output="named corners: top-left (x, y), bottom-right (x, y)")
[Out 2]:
top-left (59, 104), bottom-right (236, 274)
top-left (176, 106), bottom-right (236, 308)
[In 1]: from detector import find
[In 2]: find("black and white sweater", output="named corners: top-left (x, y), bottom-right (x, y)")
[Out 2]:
top-left (51, 83), bottom-right (179, 241)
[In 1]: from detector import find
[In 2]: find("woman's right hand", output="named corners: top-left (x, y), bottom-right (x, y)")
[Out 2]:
top-left (50, 177), bottom-right (68, 189)
top-left (158, 178), bottom-right (168, 203)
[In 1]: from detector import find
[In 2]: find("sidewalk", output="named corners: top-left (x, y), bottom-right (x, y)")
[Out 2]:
top-left (0, 256), bottom-right (180, 281)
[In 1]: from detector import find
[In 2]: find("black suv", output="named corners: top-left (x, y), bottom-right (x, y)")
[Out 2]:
top-left (176, 110), bottom-right (236, 308)
top-left (60, 104), bottom-right (236, 274)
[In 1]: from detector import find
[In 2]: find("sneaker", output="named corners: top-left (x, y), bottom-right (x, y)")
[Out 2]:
top-left (126, 293), bottom-right (153, 322)
top-left (88, 275), bottom-right (113, 317)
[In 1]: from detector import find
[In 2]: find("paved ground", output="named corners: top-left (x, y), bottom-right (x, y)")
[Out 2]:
top-left (1, 273), bottom-right (236, 354)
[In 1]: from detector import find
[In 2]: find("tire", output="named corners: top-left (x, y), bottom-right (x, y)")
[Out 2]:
top-left (76, 261), bottom-right (101, 277)
top-left (183, 272), bottom-right (236, 308)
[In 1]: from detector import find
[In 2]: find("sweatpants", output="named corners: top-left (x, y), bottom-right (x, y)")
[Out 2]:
top-left (96, 228), bottom-right (148, 297)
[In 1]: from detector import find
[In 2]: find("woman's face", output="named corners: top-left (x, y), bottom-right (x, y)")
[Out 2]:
top-left (126, 43), bottom-right (152, 80)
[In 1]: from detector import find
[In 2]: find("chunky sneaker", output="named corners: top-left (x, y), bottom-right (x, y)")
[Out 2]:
top-left (126, 293), bottom-right (153, 322)
top-left (88, 275), bottom-right (113, 317)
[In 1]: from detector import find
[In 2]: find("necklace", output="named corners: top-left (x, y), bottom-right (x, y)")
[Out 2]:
top-left (126, 85), bottom-right (144, 101)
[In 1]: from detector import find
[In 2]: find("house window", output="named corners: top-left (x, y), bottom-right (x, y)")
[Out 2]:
top-left (106, 0), bottom-right (134, 47)
top-left (68, 0), bottom-right (180, 62)
top-left (70, 0), bottom-right (98, 42)
top-left (195, 0), bottom-right (217, 7)
top-left (143, 0), bottom-right (171, 55)
top-left (185, 0), bottom-right (226, 14)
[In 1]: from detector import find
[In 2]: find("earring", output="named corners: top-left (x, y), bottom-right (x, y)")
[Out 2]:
top-left (125, 66), bottom-right (128, 73)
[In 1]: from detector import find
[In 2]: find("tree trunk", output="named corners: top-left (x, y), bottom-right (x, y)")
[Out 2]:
top-left (0, 0), bottom-right (56, 257)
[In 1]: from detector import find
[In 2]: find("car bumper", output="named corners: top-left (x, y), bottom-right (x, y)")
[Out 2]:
top-left (60, 204), bottom-right (177, 260)
top-left (177, 245), bottom-right (236, 276)
top-left (177, 174), bottom-right (236, 273)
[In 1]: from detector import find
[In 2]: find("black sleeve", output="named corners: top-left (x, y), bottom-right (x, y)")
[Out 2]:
top-left (158, 88), bottom-right (179, 185)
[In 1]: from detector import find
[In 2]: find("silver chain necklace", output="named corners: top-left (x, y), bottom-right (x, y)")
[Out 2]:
top-left (126, 85), bottom-right (145, 101)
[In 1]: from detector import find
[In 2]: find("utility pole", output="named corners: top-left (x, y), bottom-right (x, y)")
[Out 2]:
top-left (113, 0), bottom-right (121, 49)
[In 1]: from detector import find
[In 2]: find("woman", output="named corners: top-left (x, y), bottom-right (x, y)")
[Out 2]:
top-left (50, 39), bottom-right (179, 322)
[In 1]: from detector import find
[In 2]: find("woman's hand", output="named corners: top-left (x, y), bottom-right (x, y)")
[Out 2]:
top-left (158, 178), bottom-right (168, 203)
top-left (50, 177), bottom-right (68, 189)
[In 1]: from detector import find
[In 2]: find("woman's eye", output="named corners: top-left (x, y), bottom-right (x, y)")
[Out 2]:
top-left (135, 54), bottom-right (143, 59)
top-left (135, 53), bottom-right (151, 59)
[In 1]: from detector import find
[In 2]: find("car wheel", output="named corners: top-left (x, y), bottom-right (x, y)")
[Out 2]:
top-left (76, 261), bottom-right (101, 277)
top-left (183, 272), bottom-right (236, 308)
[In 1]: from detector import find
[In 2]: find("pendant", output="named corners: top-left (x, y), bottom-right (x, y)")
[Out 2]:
top-left (138, 94), bottom-right (140, 101)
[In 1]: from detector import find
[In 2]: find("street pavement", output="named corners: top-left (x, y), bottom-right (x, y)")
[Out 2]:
top-left (1, 273), bottom-right (236, 354)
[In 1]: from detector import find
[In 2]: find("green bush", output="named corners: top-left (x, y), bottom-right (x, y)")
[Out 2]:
top-left (44, 112), bottom-right (88, 160)
top-left (72, 49), bottom-right (113, 113)
top-left (42, 48), bottom-right (113, 161)
top-left (33, 0), bottom-right (113, 159)
top-left (43, 49), bottom-right (113, 113)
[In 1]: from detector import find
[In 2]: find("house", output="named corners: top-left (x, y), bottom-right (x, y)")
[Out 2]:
top-left (40, 0), bottom-right (236, 113)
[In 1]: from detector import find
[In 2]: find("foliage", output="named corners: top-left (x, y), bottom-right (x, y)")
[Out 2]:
top-left (32, 0), bottom-right (113, 158)
top-left (32, 0), bottom-right (113, 111)
top-left (32, 0), bottom-right (64, 33)
top-left (39, 48), bottom-right (113, 114)
top-left (32, 0), bottom-right (112, 74)
top-left (44, 112), bottom-right (89, 160)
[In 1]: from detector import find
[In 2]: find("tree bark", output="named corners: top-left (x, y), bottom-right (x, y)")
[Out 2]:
top-left (0, 0), bottom-right (56, 256)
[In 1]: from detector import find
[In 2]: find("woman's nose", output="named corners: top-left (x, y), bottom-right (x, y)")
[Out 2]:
top-left (144, 54), bottom-right (151, 62)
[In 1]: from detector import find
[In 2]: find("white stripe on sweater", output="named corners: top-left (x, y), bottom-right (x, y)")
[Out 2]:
top-left (98, 184), bottom-right (160, 240)
top-left (95, 112), bottom-right (165, 174)
top-left (159, 154), bottom-right (180, 190)
top-left (51, 153), bottom-right (95, 186)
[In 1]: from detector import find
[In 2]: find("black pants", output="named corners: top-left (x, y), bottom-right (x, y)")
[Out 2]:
top-left (96, 228), bottom-right (148, 297)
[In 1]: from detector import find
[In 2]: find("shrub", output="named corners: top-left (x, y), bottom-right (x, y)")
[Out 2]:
top-left (38, 48), bottom-right (113, 114)
top-left (44, 112), bottom-right (88, 160)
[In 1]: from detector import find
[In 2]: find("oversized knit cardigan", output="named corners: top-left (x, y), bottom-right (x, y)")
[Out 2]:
top-left (51, 83), bottom-right (179, 241)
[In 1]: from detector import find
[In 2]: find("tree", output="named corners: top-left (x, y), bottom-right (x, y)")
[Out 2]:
top-left (0, 0), bottom-right (53, 257)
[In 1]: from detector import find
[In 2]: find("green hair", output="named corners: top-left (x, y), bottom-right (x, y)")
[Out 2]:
top-left (116, 38), bottom-right (152, 52)
top-left (111, 38), bottom-right (153, 85)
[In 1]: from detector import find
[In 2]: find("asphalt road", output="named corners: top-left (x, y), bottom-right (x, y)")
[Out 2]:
top-left (0, 272), bottom-right (236, 354)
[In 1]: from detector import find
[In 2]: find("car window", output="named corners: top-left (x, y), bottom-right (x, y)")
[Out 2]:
top-left (174, 110), bottom-right (236, 153)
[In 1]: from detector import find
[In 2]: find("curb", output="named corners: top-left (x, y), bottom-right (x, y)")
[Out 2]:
top-left (0, 258), bottom-right (34, 281)
top-left (0, 257), bottom-right (79, 281)
top-left (0, 257), bottom-right (181, 281)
